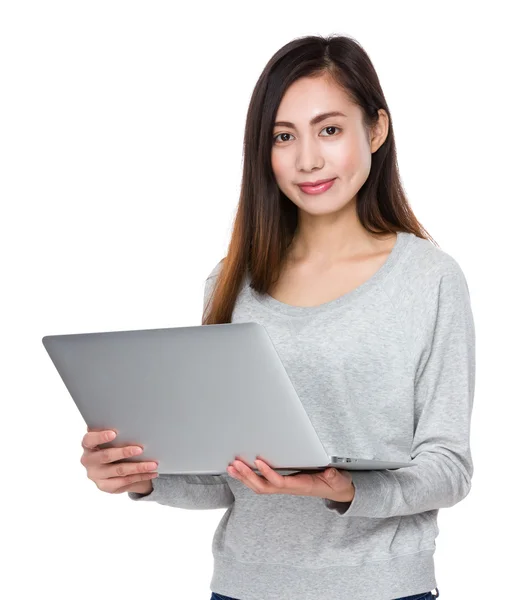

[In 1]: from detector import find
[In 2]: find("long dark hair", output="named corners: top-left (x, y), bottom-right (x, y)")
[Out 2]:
top-left (202, 34), bottom-right (436, 325)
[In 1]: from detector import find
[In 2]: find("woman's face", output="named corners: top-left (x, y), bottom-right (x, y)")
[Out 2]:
top-left (271, 74), bottom-right (387, 216)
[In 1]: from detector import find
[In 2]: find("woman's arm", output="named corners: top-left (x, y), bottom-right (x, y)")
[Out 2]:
top-left (325, 266), bottom-right (475, 517)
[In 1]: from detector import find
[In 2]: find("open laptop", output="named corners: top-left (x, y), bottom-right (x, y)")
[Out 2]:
top-left (42, 321), bottom-right (416, 475)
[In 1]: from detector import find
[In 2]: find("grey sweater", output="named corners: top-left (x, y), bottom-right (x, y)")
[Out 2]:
top-left (129, 230), bottom-right (475, 600)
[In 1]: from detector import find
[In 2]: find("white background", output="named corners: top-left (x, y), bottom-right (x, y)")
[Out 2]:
top-left (2, 1), bottom-right (528, 598)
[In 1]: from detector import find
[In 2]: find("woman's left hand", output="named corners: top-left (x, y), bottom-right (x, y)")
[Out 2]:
top-left (226, 457), bottom-right (355, 503)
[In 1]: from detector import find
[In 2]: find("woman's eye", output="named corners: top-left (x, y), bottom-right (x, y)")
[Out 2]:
top-left (273, 132), bottom-right (293, 144)
top-left (273, 126), bottom-right (341, 144)
top-left (321, 126), bottom-right (341, 137)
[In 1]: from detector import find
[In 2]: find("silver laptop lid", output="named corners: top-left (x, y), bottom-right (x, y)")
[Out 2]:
top-left (43, 322), bottom-right (414, 474)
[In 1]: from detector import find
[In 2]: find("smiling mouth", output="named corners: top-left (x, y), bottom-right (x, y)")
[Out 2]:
top-left (297, 178), bottom-right (336, 187)
top-left (297, 178), bottom-right (337, 194)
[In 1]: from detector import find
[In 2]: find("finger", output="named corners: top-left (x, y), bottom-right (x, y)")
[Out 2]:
top-left (81, 430), bottom-right (116, 451)
top-left (98, 472), bottom-right (159, 494)
top-left (254, 460), bottom-right (320, 496)
top-left (228, 466), bottom-right (261, 494)
top-left (96, 444), bottom-right (145, 465)
top-left (231, 460), bottom-right (273, 494)
top-left (254, 459), bottom-right (286, 488)
top-left (91, 456), bottom-right (157, 486)
top-left (105, 458), bottom-right (158, 479)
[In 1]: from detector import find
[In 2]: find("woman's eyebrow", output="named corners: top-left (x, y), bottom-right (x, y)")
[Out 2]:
top-left (274, 110), bottom-right (347, 129)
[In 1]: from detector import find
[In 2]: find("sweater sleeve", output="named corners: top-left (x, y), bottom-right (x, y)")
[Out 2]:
top-left (324, 267), bottom-right (475, 517)
top-left (127, 473), bottom-right (235, 509)
top-left (128, 261), bottom-right (235, 509)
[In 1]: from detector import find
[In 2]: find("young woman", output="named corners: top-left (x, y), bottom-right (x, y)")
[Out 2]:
top-left (85, 34), bottom-right (474, 600)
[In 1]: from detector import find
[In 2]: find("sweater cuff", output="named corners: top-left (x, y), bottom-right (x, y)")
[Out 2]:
top-left (323, 470), bottom-right (391, 517)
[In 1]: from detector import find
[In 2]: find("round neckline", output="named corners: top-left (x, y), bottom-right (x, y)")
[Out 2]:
top-left (249, 230), bottom-right (413, 317)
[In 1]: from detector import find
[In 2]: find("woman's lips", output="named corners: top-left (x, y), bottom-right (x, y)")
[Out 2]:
top-left (297, 178), bottom-right (337, 194)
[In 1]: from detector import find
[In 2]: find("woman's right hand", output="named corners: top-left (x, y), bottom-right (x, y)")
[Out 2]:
top-left (81, 427), bottom-right (159, 495)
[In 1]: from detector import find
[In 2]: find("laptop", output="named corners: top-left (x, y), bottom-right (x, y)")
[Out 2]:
top-left (42, 321), bottom-right (416, 475)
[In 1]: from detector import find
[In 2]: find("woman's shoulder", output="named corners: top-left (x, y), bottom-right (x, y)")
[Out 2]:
top-left (404, 232), bottom-right (468, 282)
top-left (392, 234), bottom-right (474, 351)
